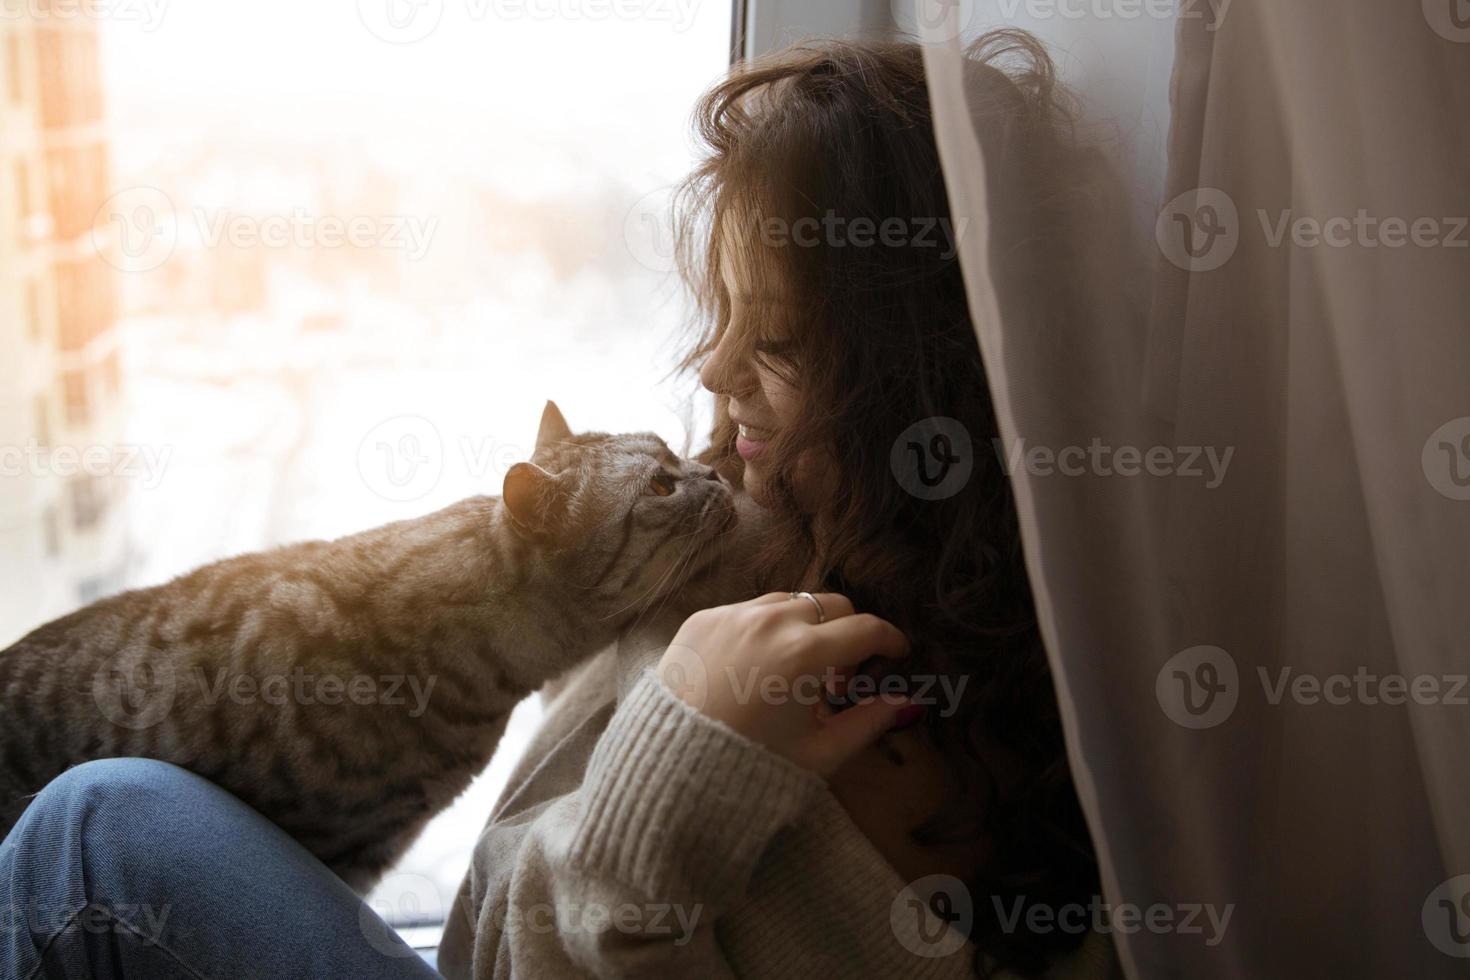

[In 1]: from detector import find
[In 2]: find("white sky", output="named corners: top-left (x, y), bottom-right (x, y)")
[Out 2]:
top-left (100, 0), bottom-right (732, 190)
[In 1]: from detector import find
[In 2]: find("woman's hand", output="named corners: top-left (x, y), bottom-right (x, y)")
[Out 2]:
top-left (655, 592), bottom-right (915, 777)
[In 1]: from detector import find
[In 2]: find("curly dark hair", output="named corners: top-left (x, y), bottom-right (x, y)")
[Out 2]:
top-left (673, 30), bottom-right (1102, 978)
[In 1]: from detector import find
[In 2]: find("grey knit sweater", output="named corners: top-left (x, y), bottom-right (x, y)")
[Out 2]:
top-left (436, 607), bottom-right (1117, 979)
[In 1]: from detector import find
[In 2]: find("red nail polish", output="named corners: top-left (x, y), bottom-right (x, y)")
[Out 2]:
top-left (892, 704), bottom-right (926, 730)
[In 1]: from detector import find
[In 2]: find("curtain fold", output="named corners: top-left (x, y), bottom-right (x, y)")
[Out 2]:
top-left (918, 0), bottom-right (1470, 974)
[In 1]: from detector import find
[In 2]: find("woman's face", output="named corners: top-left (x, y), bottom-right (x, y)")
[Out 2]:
top-left (700, 251), bottom-right (827, 510)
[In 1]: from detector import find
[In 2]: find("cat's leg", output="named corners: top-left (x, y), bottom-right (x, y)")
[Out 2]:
top-left (0, 758), bottom-right (442, 980)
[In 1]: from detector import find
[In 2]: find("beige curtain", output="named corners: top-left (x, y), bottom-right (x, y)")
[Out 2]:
top-left (916, 0), bottom-right (1470, 975)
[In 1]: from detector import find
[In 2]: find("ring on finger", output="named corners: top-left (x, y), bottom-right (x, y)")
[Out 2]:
top-left (788, 590), bottom-right (826, 624)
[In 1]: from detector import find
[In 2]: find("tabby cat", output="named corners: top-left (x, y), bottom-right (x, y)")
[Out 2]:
top-left (0, 401), bottom-right (750, 891)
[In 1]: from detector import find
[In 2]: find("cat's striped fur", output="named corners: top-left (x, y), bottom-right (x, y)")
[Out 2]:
top-left (0, 402), bottom-right (753, 891)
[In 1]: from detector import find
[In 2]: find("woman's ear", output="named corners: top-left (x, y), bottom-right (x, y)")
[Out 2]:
top-left (503, 461), bottom-right (563, 538)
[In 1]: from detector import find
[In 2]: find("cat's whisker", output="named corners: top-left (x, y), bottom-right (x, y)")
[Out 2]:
top-left (600, 533), bottom-right (697, 625)
top-left (594, 515), bottom-right (722, 624)
top-left (634, 535), bottom-right (705, 630)
top-left (598, 557), bottom-right (678, 624)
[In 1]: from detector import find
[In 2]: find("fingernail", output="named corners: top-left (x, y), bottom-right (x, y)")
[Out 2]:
top-left (891, 704), bottom-right (926, 730)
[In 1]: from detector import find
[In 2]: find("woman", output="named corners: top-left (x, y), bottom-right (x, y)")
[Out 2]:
top-left (2, 33), bottom-right (1114, 979)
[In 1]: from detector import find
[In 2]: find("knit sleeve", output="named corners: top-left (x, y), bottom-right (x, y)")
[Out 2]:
top-left (567, 669), bottom-right (825, 909)
top-left (441, 668), bottom-right (825, 979)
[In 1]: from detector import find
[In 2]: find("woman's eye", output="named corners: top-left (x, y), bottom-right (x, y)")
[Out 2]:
top-left (648, 473), bottom-right (676, 496)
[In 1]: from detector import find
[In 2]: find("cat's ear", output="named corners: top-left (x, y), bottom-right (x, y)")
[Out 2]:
top-left (503, 462), bottom-right (564, 539)
top-left (535, 400), bottom-right (573, 453)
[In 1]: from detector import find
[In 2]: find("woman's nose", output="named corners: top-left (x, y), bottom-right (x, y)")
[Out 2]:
top-left (700, 329), bottom-right (751, 396)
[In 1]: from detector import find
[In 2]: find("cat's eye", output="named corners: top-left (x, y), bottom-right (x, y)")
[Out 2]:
top-left (648, 473), bottom-right (676, 497)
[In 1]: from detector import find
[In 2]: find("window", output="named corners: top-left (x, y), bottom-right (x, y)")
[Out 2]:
top-left (36, 27), bottom-right (103, 131)
top-left (69, 0), bottom-right (737, 931)
top-left (60, 370), bottom-right (87, 426)
top-left (25, 277), bottom-right (41, 341)
top-left (101, 348), bottom-right (120, 397)
top-left (34, 392), bottom-right (50, 448)
top-left (54, 258), bottom-right (114, 353)
top-left (77, 566), bottom-right (124, 604)
top-left (14, 158), bottom-right (29, 220)
top-left (46, 142), bottom-right (110, 241)
top-left (5, 31), bottom-right (21, 106)
top-left (68, 474), bottom-right (109, 531)
top-left (42, 506), bottom-right (60, 558)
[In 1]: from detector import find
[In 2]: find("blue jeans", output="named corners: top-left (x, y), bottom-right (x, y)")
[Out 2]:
top-left (0, 758), bottom-right (444, 980)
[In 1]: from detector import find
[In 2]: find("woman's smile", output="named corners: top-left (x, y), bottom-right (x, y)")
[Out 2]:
top-left (734, 421), bottom-right (772, 460)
